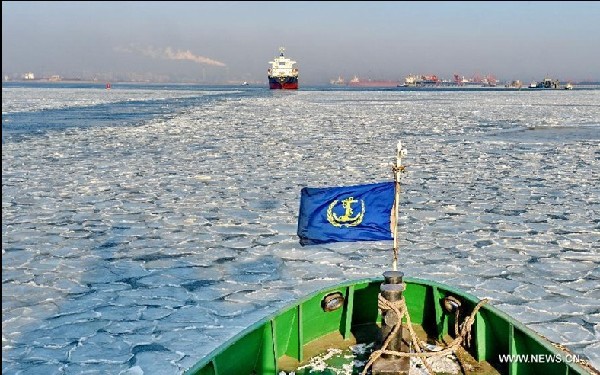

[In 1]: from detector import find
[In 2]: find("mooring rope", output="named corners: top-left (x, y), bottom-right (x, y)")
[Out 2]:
top-left (361, 291), bottom-right (489, 375)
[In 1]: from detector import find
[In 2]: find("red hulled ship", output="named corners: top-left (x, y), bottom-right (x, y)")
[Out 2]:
top-left (268, 47), bottom-right (299, 90)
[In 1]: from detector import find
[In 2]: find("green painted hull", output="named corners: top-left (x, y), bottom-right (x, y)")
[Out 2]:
top-left (184, 277), bottom-right (591, 375)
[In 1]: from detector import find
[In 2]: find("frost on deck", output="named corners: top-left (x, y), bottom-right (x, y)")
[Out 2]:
top-left (281, 339), bottom-right (499, 375)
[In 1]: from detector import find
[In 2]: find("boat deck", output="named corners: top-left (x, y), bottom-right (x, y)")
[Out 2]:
top-left (279, 322), bottom-right (500, 374)
top-left (184, 278), bottom-right (593, 375)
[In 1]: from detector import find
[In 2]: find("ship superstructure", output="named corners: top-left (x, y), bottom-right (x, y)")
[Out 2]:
top-left (268, 47), bottom-right (299, 89)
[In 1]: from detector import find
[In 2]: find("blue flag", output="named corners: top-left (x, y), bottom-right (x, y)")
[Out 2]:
top-left (297, 181), bottom-right (395, 246)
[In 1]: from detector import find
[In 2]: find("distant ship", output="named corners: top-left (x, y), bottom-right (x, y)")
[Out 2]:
top-left (398, 74), bottom-right (441, 87)
top-left (347, 75), bottom-right (398, 87)
top-left (529, 78), bottom-right (560, 89)
top-left (398, 74), bottom-right (440, 87)
top-left (398, 74), bottom-right (498, 88)
top-left (505, 80), bottom-right (523, 89)
top-left (330, 76), bottom-right (346, 85)
top-left (267, 47), bottom-right (299, 90)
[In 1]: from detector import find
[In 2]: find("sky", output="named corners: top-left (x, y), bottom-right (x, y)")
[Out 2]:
top-left (2, 1), bottom-right (600, 84)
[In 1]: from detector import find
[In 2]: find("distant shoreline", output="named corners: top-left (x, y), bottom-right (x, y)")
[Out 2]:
top-left (3, 81), bottom-right (600, 92)
top-left (4, 79), bottom-right (600, 86)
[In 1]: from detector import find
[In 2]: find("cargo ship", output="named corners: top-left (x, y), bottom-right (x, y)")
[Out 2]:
top-left (398, 74), bottom-right (498, 88)
top-left (347, 75), bottom-right (399, 88)
top-left (329, 76), bottom-right (346, 85)
top-left (529, 78), bottom-right (560, 89)
top-left (398, 74), bottom-right (440, 87)
top-left (267, 47), bottom-right (298, 90)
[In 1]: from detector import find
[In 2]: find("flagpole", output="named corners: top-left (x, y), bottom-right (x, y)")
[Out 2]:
top-left (392, 140), bottom-right (406, 271)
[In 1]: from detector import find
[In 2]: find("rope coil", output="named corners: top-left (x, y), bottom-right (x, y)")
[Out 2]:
top-left (361, 291), bottom-right (489, 375)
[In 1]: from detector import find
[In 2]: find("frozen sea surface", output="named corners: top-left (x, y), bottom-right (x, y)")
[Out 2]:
top-left (2, 85), bottom-right (600, 374)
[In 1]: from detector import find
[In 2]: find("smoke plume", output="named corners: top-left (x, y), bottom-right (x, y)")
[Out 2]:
top-left (117, 45), bottom-right (226, 67)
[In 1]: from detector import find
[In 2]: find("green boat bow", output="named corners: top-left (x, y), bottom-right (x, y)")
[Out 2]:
top-left (184, 276), bottom-right (593, 375)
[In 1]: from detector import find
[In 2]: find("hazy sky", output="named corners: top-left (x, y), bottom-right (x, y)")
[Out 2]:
top-left (3, 1), bottom-right (600, 84)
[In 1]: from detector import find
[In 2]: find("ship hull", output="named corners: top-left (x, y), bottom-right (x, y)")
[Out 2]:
top-left (268, 76), bottom-right (299, 90)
